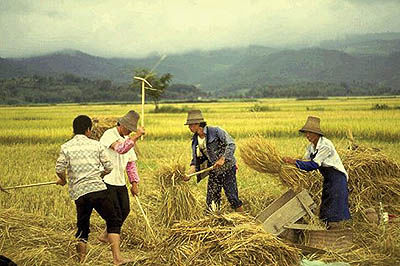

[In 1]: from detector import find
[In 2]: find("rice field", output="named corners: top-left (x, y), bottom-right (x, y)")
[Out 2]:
top-left (0, 97), bottom-right (399, 265)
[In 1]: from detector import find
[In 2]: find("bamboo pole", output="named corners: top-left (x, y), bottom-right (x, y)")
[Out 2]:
top-left (134, 195), bottom-right (156, 238)
top-left (141, 80), bottom-right (145, 140)
top-left (1, 181), bottom-right (57, 191)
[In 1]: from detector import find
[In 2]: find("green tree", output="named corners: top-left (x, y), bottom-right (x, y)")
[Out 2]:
top-left (132, 68), bottom-right (172, 110)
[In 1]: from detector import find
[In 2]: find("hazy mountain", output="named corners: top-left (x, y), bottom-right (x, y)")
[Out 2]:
top-left (1, 33), bottom-right (400, 96)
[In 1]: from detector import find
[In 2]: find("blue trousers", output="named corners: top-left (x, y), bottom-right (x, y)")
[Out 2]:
top-left (319, 167), bottom-right (351, 222)
top-left (206, 166), bottom-right (243, 210)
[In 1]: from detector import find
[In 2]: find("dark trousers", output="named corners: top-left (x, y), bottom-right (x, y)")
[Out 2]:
top-left (106, 184), bottom-right (130, 224)
top-left (319, 167), bottom-right (351, 223)
top-left (206, 166), bottom-right (243, 210)
top-left (75, 190), bottom-right (121, 241)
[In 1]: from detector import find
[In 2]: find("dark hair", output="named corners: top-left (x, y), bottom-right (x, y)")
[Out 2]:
top-left (73, 115), bottom-right (92, 134)
top-left (199, 122), bottom-right (207, 128)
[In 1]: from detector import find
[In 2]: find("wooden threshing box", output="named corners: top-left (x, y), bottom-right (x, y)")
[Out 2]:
top-left (256, 189), bottom-right (316, 236)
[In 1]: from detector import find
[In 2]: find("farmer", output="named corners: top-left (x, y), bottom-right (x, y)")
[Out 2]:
top-left (98, 110), bottom-right (145, 242)
top-left (282, 116), bottom-right (351, 229)
top-left (55, 115), bottom-right (131, 265)
top-left (183, 110), bottom-right (243, 212)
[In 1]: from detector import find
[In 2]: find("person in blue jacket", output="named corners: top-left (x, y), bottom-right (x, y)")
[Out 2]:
top-left (283, 116), bottom-right (351, 229)
top-left (183, 110), bottom-right (244, 212)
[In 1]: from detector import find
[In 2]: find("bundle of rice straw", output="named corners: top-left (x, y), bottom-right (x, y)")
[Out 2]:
top-left (240, 136), bottom-right (283, 174)
top-left (240, 137), bottom-right (318, 191)
top-left (90, 116), bottom-right (118, 141)
top-left (157, 162), bottom-right (201, 227)
top-left (153, 213), bottom-right (301, 265)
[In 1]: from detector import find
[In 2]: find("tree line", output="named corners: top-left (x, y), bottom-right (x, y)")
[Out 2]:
top-left (1, 74), bottom-right (399, 105)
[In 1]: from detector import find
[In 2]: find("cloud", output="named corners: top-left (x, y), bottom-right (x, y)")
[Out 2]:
top-left (0, 0), bottom-right (399, 57)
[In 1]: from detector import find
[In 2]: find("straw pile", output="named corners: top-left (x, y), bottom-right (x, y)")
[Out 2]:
top-left (157, 162), bottom-right (201, 227)
top-left (240, 137), bottom-right (318, 191)
top-left (90, 116), bottom-right (118, 141)
top-left (154, 213), bottom-right (301, 266)
top-left (341, 147), bottom-right (400, 214)
top-left (0, 208), bottom-right (111, 265)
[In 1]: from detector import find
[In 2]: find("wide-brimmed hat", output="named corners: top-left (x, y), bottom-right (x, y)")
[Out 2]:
top-left (184, 110), bottom-right (205, 125)
top-left (299, 116), bottom-right (324, 136)
top-left (118, 110), bottom-right (140, 132)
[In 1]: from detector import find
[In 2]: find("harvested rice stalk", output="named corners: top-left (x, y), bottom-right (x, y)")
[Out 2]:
top-left (157, 163), bottom-right (187, 189)
top-left (339, 148), bottom-right (400, 214)
top-left (90, 116), bottom-right (118, 141)
top-left (240, 137), bottom-right (283, 174)
top-left (241, 137), bottom-right (319, 192)
top-left (154, 213), bottom-right (301, 266)
top-left (156, 162), bottom-right (201, 227)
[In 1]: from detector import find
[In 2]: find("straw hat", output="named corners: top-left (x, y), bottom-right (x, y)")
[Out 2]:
top-left (118, 110), bottom-right (140, 132)
top-left (299, 116), bottom-right (324, 136)
top-left (184, 110), bottom-right (205, 125)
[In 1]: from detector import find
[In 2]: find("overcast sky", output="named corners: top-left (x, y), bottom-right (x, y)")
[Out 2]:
top-left (1, 0), bottom-right (399, 58)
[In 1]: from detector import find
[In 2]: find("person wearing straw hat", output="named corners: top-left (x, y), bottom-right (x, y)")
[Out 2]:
top-left (183, 110), bottom-right (244, 212)
top-left (55, 115), bottom-right (132, 265)
top-left (98, 110), bottom-right (145, 242)
top-left (282, 116), bottom-right (351, 229)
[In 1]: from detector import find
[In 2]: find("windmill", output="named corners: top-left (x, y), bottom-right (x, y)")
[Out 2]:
top-left (133, 55), bottom-right (167, 136)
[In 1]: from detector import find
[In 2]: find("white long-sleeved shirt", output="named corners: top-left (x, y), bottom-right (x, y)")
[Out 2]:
top-left (303, 136), bottom-right (348, 179)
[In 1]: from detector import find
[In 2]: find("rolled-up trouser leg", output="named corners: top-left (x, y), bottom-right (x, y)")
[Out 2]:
top-left (75, 194), bottom-right (94, 242)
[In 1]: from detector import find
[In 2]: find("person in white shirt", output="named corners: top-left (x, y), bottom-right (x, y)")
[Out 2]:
top-left (98, 110), bottom-right (145, 242)
top-left (283, 116), bottom-right (351, 229)
top-left (56, 115), bottom-right (132, 265)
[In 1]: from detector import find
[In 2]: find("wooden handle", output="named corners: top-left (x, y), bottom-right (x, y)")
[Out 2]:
top-left (185, 166), bottom-right (214, 178)
top-left (3, 181), bottom-right (58, 190)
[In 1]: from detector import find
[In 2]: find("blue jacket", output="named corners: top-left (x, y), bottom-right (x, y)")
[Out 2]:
top-left (190, 126), bottom-right (236, 173)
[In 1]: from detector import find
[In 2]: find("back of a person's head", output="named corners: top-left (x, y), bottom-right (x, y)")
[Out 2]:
top-left (73, 115), bottom-right (92, 135)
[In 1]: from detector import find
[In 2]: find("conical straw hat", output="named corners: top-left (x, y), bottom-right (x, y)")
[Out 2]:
top-left (299, 116), bottom-right (324, 135)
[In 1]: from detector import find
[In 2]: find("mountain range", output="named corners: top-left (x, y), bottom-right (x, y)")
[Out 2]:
top-left (1, 32), bottom-right (400, 95)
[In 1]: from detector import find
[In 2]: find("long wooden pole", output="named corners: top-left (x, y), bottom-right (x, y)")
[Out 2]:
top-left (134, 195), bottom-right (155, 238)
top-left (141, 80), bottom-right (145, 140)
top-left (1, 181), bottom-right (57, 191)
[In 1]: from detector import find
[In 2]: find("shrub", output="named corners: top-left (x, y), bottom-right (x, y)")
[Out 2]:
top-left (249, 104), bottom-right (279, 112)
top-left (372, 104), bottom-right (390, 110)
top-left (150, 105), bottom-right (190, 113)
